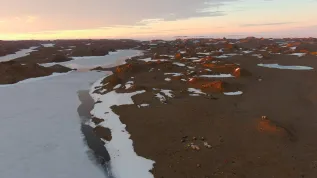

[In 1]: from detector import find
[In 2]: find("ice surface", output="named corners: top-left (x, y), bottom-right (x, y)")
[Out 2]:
top-left (41, 50), bottom-right (142, 70)
top-left (257, 63), bottom-right (313, 70)
top-left (90, 80), bottom-right (155, 178)
top-left (0, 71), bottom-right (107, 178)
top-left (0, 46), bottom-right (38, 62)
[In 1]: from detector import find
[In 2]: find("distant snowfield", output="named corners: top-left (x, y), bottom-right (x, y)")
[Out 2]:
top-left (0, 46), bottom-right (38, 62)
top-left (41, 49), bottom-right (142, 70)
top-left (0, 71), bottom-right (107, 178)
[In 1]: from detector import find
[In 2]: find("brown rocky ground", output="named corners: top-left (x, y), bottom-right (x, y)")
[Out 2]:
top-left (0, 61), bottom-right (72, 84)
top-left (91, 37), bottom-right (317, 178)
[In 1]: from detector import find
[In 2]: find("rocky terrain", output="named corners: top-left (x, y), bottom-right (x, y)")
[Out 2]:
top-left (0, 61), bottom-right (72, 84)
top-left (89, 37), bottom-right (317, 178)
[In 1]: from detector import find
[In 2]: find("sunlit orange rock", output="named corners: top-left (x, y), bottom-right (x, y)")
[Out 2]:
top-left (233, 67), bottom-right (241, 77)
top-left (175, 53), bottom-right (182, 60)
top-left (311, 52), bottom-right (317, 55)
top-left (257, 118), bottom-right (280, 133)
top-left (201, 81), bottom-right (223, 91)
top-left (299, 49), bottom-right (309, 53)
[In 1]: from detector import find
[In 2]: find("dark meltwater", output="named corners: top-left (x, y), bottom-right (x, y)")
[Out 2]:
top-left (77, 90), bottom-right (114, 178)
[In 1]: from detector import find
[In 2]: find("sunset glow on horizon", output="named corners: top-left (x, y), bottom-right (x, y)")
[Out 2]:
top-left (1, 0), bottom-right (317, 40)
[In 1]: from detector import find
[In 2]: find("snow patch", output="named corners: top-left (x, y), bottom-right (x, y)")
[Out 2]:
top-left (173, 62), bottom-right (186, 67)
top-left (160, 89), bottom-right (173, 98)
top-left (257, 63), bottom-right (313, 70)
top-left (199, 74), bottom-right (234, 78)
top-left (223, 91), bottom-right (243, 95)
top-left (188, 88), bottom-right (206, 95)
top-left (90, 79), bottom-right (155, 178)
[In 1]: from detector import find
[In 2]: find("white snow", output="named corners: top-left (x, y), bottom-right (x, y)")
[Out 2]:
top-left (223, 91), bottom-right (243, 95)
top-left (187, 66), bottom-right (195, 69)
top-left (41, 43), bottom-right (55, 47)
top-left (0, 71), bottom-right (107, 178)
top-left (138, 57), bottom-right (168, 62)
top-left (164, 73), bottom-right (183, 76)
top-left (114, 84), bottom-right (121, 89)
top-left (173, 62), bottom-right (186, 67)
top-left (0, 46), bottom-right (38, 62)
top-left (199, 74), bottom-right (234, 78)
top-left (155, 93), bottom-right (166, 103)
top-left (188, 88), bottom-right (206, 95)
top-left (252, 54), bottom-right (263, 58)
top-left (289, 53), bottom-right (306, 57)
top-left (138, 104), bottom-right (150, 108)
top-left (90, 80), bottom-right (155, 178)
top-left (160, 89), bottom-right (173, 98)
top-left (185, 57), bottom-right (199, 60)
top-left (290, 47), bottom-right (296, 50)
top-left (257, 63), bottom-right (313, 70)
top-left (197, 52), bottom-right (211, 55)
top-left (165, 78), bottom-right (171, 81)
top-left (125, 81), bottom-right (134, 89)
top-left (41, 50), bottom-right (142, 70)
top-left (242, 50), bottom-right (253, 54)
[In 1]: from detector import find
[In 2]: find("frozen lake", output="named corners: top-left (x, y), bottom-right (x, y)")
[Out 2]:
top-left (0, 47), bottom-right (38, 62)
top-left (41, 50), bottom-right (142, 70)
top-left (0, 49), bottom-right (143, 178)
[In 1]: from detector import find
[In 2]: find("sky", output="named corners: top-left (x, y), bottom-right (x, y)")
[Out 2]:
top-left (0, 0), bottom-right (317, 40)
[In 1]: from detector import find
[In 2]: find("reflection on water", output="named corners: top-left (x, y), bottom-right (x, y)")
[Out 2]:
top-left (77, 90), bottom-right (113, 178)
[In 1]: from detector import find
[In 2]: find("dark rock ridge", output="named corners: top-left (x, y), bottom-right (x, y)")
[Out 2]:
top-left (0, 61), bottom-right (72, 84)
